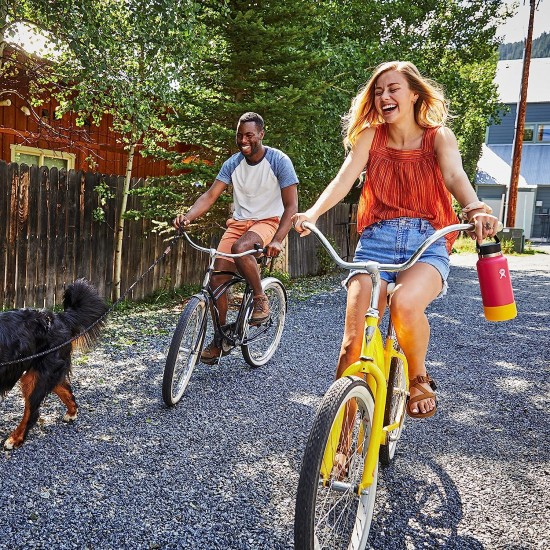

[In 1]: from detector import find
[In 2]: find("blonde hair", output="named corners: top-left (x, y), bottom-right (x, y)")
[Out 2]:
top-left (342, 61), bottom-right (448, 149)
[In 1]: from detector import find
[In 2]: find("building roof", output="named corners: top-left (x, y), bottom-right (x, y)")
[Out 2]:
top-left (476, 144), bottom-right (529, 187)
top-left (475, 143), bottom-right (550, 187)
top-left (495, 58), bottom-right (550, 104)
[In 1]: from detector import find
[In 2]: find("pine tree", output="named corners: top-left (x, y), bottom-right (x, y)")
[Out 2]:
top-left (499, 31), bottom-right (550, 59)
top-left (168, 0), bottom-right (326, 219)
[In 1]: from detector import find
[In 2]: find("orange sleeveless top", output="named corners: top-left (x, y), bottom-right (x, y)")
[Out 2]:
top-left (356, 124), bottom-right (459, 252)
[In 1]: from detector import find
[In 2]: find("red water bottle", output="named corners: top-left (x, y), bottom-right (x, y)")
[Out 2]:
top-left (476, 237), bottom-right (517, 321)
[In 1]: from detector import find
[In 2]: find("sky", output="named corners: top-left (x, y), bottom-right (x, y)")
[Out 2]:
top-left (498, 0), bottom-right (550, 42)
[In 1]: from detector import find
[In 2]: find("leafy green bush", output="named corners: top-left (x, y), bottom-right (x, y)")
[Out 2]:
top-left (268, 269), bottom-right (291, 287)
top-left (316, 236), bottom-right (338, 275)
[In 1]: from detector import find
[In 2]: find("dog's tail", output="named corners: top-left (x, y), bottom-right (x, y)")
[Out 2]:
top-left (61, 279), bottom-right (108, 350)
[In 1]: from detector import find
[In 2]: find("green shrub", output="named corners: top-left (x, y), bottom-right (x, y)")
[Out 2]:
top-left (316, 236), bottom-right (338, 275)
top-left (269, 269), bottom-right (291, 287)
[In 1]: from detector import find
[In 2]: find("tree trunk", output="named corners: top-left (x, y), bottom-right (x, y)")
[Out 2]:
top-left (112, 143), bottom-right (135, 301)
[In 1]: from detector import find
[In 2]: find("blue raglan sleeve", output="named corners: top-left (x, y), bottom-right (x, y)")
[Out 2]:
top-left (269, 149), bottom-right (299, 189)
top-left (216, 155), bottom-right (241, 185)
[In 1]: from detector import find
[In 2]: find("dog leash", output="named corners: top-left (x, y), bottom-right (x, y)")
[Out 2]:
top-left (0, 233), bottom-right (184, 367)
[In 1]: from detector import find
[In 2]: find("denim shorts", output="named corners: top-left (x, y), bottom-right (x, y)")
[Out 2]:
top-left (344, 218), bottom-right (450, 296)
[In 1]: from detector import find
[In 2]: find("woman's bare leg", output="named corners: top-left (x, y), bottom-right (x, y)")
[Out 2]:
top-left (391, 263), bottom-right (443, 415)
top-left (334, 274), bottom-right (387, 474)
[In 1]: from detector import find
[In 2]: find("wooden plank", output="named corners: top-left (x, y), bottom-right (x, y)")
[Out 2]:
top-left (92, 174), bottom-right (108, 298)
top-left (80, 170), bottom-right (94, 280)
top-left (142, 223), bottom-right (153, 299)
top-left (26, 165), bottom-right (40, 307)
top-left (54, 167), bottom-right (68, 305)
top-left (166, 229), bottom-right (178, 293)
top-left (89, 174), bottom-right (105, 292)
top-left (0, 161), bottom-right (8, 308)
top-left (66, 169), bottom-right (79, 283)
top-left (14, 165), bottom-right (30, 307)
top-left (46, 167), bottom-right (59, 306)
top-left (120, 183), bottom-right (134, 299)
top-left (104, 175), bottom-right (119, 301)
top-left (35, 166), bottom-right (49, 308)
top-left (124, 217), bottom-right (137, 300)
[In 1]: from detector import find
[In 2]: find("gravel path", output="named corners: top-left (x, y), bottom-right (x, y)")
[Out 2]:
top-left (1, 249), bottom-right (549, 549)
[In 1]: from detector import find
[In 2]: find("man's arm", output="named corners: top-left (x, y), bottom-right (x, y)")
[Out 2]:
top-left (265, 183), bottom-right (298, 257)
top-left (173, 180), bottom-right (227, 229)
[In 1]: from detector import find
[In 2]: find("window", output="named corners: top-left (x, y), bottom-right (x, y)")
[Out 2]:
top-left (523, 124), bottom-right (534, 142)
top-left (537, 124), bottom-right (550, 143)
top-left (10, 144), bottom-right (75, 170)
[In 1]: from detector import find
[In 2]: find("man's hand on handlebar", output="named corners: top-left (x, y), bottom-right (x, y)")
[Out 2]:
top-left (265, 239), bottom-right (283, 257)
top-left (173, 213), bottom-right (191, 231)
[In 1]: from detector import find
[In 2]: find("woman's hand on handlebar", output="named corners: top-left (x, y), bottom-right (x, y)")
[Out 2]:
top-left (173, 213), bottom-right (191, 231)
top-left (467, 213), bottom-right (500, 243)
top-left (291, 212), bottom-right (317, 237)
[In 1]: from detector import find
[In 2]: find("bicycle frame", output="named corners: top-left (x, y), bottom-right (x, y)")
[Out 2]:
top-left (180, 231), bottom-right (270, 347)
top-left (304, 221), bottom-right (473, 494)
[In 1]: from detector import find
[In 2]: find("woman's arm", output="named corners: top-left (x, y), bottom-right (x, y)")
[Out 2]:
top-left (292, 128), bottom-right (375, 235)
top-left (435, 127), bottom-right (498, 242)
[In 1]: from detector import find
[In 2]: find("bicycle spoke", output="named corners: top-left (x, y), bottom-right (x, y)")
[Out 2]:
top-left (295, 379), bottom-right (377, 550)
top-left (162, 296), bottom-right (207, 406)
top-left (241, 279), bottom-right (286, 367)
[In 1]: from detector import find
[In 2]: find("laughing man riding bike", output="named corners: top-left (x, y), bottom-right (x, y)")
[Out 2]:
top-left (174, 112), bottom-right (298, 364)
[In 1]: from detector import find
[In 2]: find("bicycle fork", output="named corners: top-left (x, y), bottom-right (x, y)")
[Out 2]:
top-left (319, 316), bottom-right (389, 495)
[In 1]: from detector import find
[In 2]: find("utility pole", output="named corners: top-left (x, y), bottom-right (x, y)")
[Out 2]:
top-left (507, 0), bottom-right (537, 227)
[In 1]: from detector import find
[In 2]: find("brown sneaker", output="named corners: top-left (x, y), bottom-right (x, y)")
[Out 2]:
top-left (200, 342), bottom-right (222, 365)
top-left (249, 294), bottom-right (270, 325)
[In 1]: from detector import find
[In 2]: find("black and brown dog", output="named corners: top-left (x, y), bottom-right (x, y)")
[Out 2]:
top-left (0, 279), bottom-right (107, 449)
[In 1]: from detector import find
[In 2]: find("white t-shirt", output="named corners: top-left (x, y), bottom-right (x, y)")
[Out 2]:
top-left (216, 146), bottom-right (298, 220)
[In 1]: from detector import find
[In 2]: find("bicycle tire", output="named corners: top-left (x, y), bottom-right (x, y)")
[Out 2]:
top-left (379, 353), bottom-right (407, 465)
top-left (295, 376), bottom-right (378, 550)
top-left (162, 295), bottom-right (207, 406)
top-left (241, 277), bottom-right (286, 368)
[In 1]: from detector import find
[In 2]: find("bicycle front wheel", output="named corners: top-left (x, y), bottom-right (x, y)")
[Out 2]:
top-left (295, 376), bottom-right (378, 550)
top-left (162, 295), bottom-right (207, 406)
top-left (241, 277), bottom-right (286, 368)
top-left (379, 353), bottom-right (407, 465)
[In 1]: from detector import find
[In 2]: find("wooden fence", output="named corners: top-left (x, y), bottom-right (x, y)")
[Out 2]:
top-left (0, 161), bottom-right (356, 309)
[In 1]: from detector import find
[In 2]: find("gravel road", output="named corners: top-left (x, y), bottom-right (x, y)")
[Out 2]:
top-left (1, 248), bottom-right (548, 549)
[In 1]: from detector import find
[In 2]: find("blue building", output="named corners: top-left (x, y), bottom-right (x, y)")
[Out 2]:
top-left (476, 58), bottom-right (550, 241)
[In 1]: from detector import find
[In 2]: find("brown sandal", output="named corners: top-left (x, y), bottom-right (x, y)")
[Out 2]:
top-left (407, 374), bottom-right (437, 419)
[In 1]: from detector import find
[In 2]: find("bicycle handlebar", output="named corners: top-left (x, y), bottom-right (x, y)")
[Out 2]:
top-left (180, 230), bottom-right (267, 259)
top-left (302, 221), bottom-right (475, 274)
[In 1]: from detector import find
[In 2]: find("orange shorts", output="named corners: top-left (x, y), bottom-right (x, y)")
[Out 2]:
top-left (218, 217), bottom-right (280, 262)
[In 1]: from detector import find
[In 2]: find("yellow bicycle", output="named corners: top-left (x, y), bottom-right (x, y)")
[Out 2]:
top-left (294, 220), bottom-right (473, 550)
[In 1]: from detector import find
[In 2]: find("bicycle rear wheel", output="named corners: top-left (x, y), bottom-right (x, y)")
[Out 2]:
top-left (379, 353), bottom-right (407, 465)
top-left (241, 277), bottom-right (286, 368)
top-left (162, 295), bottom-right (207, 406)
top-left (295, 376), bottom-right (378, 550)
